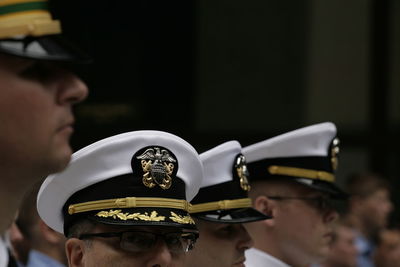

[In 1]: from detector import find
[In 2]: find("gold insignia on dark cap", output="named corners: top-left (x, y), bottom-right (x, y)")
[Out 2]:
top-left (169, 212), bottom-right (195, 225)
top-left (96, 210), bottom-right (166, 222)
top-left (235, 154), bottom-right (251, 191)
top-left (137, 147), bottom-right (177, 189)
top-left (331, 138), bottom-right (340, 171)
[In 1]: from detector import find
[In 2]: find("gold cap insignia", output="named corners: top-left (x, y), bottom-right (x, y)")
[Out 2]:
top-left (331, 138), bottom-right (340, 171)
top-left (136, 147), bottom-right (177, 189)
top-left (235, 154), bottom-right (251, 191)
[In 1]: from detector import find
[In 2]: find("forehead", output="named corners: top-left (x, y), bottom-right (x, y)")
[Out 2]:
top-left (258, 180), bottom-right (327, 197)
top-left (367, 188), bottom-right (390, 198)
top-left (195, 219), bottom-right (224, 228)
top-left (194, 219), bottom-right (239, 233)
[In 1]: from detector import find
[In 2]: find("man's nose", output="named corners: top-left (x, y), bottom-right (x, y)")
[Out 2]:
top-left (56, 71), bottom-right (89, 105)
top-left (236, 224), bottom-right (254, 250)
top-left (146, 239), bottom-right (173, 267)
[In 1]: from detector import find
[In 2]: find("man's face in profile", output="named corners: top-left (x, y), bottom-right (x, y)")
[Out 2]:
top-left (184, 219), bottom-right (253, 267)
top-left (0, 53), bottom-right (88, 174)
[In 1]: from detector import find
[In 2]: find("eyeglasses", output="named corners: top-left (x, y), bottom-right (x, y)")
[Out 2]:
top-left (266, 195), bottom-right (336, 213)
top-left (79, 230), bottom-right (198, 254)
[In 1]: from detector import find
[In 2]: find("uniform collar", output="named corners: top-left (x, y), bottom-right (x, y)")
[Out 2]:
top-left (27, 250), bottom-right (65, 267)
top-left (245, 248), bottom-right (291, 267)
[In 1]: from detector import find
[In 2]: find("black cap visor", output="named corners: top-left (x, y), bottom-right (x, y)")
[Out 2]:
top-left (64, 207), bottom-right (197, 235)
top-left (0, 35), bottom-right (91, 63)
top-left (293, 178), bottom-right (348, 200)
top-left (192, 207), bottom-right (271, 224)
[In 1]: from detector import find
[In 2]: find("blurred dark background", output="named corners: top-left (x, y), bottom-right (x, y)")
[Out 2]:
top-left (50, 1), bottom-right (399, 223)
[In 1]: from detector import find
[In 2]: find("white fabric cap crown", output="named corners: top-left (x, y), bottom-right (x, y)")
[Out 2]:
top-left (243, 122), bottom-right (336, 162)
top-left (37, 130), bottom-right (204, 234)
top-left (199, 140), bottom-right (242, 188)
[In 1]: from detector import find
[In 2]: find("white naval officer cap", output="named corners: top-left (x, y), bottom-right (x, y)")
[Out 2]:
top-left (243, 122), bottom-right (347, 198)
top-left (190, 141), bottom-right (270, 223)
top-left (37, 130), bottom-right (204, 235)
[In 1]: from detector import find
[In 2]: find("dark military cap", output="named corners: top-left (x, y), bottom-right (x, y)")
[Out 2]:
top-left (0, 0), bottom-right (90, 62)
top-left (190, 141), bottom-right (270, 223)
top-left (243, 122), bottom-right (347, 199)
top-left (37, 130), bottom-right (204, 236)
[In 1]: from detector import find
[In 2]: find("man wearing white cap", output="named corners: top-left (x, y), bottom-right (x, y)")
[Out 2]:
top-left (243, 122), bottom-right (347, 267)
top-left (185, 141), bottom-right (270, 267)
top-left (37, 130), bottom-right (204, 267)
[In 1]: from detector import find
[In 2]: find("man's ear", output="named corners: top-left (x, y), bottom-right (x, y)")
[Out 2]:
top-left (65, 238), bottom-right (86, 267)
top-left (253, 195), bottom-right (275, 226)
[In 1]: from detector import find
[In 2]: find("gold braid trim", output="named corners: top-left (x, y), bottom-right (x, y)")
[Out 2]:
top-left (189, 198), bottom-right (252, 214)
top-left (0, 11), bottom-right (61, 38)
top-left (268, 165), bottom-right (335, 182)
top-left (0, 0), bottom-right (46, 7)
top-left (68, 197), bottom-right (191, 215)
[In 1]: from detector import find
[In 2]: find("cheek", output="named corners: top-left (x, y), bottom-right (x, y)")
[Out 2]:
top-left (191, 235), bottom-right (234, 265)
top-left (0, 81), bottom-right (53, 131)
top-left (290, 215), bottom-right (325, 247)
top-left (85, 246), bottom-right (142, 267)
top-left (0, 97), bottom-right (51, 155)
top-left (364, 203), bottom-right (389, 223)
top-left (280, 208), bottom-right (320, 234)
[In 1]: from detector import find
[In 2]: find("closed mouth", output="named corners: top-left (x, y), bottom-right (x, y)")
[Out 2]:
top-left (57, 120), bottom-right (74, 133)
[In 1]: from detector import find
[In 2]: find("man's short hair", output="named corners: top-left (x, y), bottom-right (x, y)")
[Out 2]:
top-left (67, 219), bottom-right (96, 239)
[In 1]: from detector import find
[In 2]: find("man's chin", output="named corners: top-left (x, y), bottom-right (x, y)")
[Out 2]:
top-left (45, 148), bottom-right (72, 174)
top-left (315, 245), bottom-right (331, 262)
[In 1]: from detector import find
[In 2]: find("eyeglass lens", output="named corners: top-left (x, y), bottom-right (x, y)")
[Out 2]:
top-left (120, 231), bottom-right (196, 253)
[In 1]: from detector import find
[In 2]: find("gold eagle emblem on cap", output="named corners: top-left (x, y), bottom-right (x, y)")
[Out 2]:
top-left (235, 154), bottom-right (251, 191)
top-left (137, 147), bottom-right (176, 189)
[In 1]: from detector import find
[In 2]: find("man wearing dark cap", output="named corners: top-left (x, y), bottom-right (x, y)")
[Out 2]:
top-left (0, 1), bottom-right (89, 265)
top-left (0, 0), bottom-right (90, 236)
top-left (185, 141), bottom-right (270, 267)
top-left (37, 130), bottom-right (204, 267)
top-left (242, 122), bottom-right (347, 267)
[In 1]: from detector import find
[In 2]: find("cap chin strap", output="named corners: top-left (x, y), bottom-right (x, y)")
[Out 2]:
top-left (190, 198), bottom-right (252, 214)
top-left (268, 165), bottom-right (335, 182)
top-left (68, 197), bottom-right (191, 215)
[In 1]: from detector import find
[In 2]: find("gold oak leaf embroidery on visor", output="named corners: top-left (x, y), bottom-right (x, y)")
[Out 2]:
top-left (96, 210), bottom-right (165, 222)
top-left (95, 210), bottom-right (195, 224)
top-left (169, 212), bottom-right (195, 225)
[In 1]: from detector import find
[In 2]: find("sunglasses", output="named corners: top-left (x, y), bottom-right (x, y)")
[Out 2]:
top-left (79, 230), bottom-right (198, 254)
